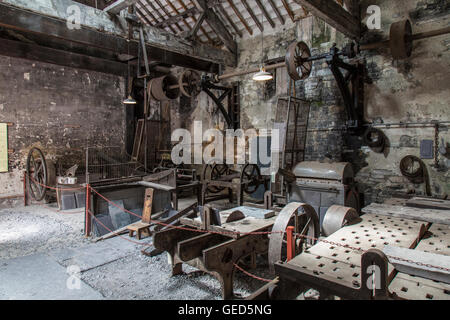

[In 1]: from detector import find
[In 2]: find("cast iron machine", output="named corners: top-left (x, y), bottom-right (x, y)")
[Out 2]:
top-left (153, 198), bottom-right (320, 300)
top-left (201, 163), bottom-right (268, 206)
top-left (285, 161), bottom-right (360, 230)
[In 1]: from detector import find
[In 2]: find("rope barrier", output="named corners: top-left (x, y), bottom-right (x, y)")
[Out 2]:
top-left (87, 210), bottom-right (153, 247)
top-left (233, 263), bottom-right (274, 283)
top-left (293, 232), bottom-right (450, 273)
top-left (35, 202), bottom-right (84, 215)
top-left (86, 186), bottom-right (450, 273)
top-left (23, 155), bottom-right (450, 274)
top-left (90, 186), bottom-right (284, 237)
top-left (28, 175), bottom-right (85, 192)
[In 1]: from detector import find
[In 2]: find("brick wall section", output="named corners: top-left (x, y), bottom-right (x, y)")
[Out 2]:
top-left (0, 55), bottom-right (125, 205)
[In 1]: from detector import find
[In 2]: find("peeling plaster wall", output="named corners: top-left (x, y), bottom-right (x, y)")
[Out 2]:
top-left (233, 0), bottom-right (450, 204)
top-left (357, 0), bottom-right (450, 202)
top-left (0, 55), bottom-right (125, 206)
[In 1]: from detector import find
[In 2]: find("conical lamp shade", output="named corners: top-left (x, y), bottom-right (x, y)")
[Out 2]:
top-left (253, 67), bottom-right (273, 81)
top-left (123, 95), bottom-right (137, 105)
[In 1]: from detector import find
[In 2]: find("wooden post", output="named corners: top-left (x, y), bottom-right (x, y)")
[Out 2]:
top-left (142, 188), bottom-right (154, 223)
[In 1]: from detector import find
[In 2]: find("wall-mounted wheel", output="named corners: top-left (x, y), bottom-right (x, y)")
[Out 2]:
top-left (390, 19), bottom-right (413, 59)
top-left (268, 202), bottom-right (320, 273)
top-left (286, 41), bottom-right (312, 81)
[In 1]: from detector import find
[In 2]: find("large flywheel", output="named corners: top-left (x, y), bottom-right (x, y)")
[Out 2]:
top-left (268, 202), bottom-right (320, 273)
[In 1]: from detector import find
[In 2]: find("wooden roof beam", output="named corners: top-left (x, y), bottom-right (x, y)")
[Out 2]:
top-left (226, 0), bottom-right (253, 35)
top-left (104, 0), bottom-right (139, 14)
top-left (294, 0), bottom-right (361, 39)
top-left (255, 0), bottom-right (275, 29)
top-left (194, 0), bottom-right (237, 54)
top-left (165, 1), bottom-right (197, 31)
top-left (216, 3), bottom-right (242, 38)
top-left (267, 0), bottom-right (285, 25)
top-left (154, 0), bottom-right (185, 32)
top-left (179, 0), bottom-right (215, 45)
top-left (281, 0), bottom-right (296, 22)
top-left (241, 0), bottom-right (263, 32)
top-left (0, 2), bottom-right (236, 69)
top-left (142, 0), bottom-right (178, 33)
top-left (154, 6), bottom-right (198, 28)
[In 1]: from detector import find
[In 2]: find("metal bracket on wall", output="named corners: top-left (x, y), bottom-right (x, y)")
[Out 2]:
top-left (325, 44), bottom-right (364, 131)
top-left (201, 78), bottom-right (234, 129)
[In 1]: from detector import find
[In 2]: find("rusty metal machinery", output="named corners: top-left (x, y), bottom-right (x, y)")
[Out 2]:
top-left (201, 163), bottom-right (267, 206)
top-left (26, 147), bottom-right (57, 202)
top-left (147, 20), bottom-right (449, 132)
top-left (153, 200), bottom-right (318, 300)
top-left (153, 204), bottom-right (273, 299)
top-left (178, 69), bottom-right (201, 98)
top-left (321, 205), bottom-right (359, 237)
top-left (268, 202), bottom-right (320, 273)
top-left (286, 161), bottom-right (360, 231)
top-left (153, 165), bottom-right (201, 210)
top-left (148, 74), bottom-right (180, 101)
top-left (363, 127), bottom-right (386, 153)
top-left (252, 204), bottom-right (450, 300)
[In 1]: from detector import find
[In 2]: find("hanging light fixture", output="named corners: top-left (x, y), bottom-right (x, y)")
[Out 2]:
top-left (123, 95), bottom-right (137, 105)
top-left (253, 10), bottom-right (273, 82)
top-left (253, 66), bottom-right (274, 81)
top-left (123, 38), bottom-right (137, 105)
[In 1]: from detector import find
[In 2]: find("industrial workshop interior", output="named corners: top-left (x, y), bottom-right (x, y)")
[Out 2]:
top-left (0, 0), bottom-right (449, 308)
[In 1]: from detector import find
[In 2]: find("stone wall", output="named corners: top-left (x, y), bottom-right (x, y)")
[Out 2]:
top-left (232, 0), bottom-right (450, 205)
top-left (0, 55), bottom-right (125, 206)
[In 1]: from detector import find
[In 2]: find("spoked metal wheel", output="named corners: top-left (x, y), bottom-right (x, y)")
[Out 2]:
top-left (240, 163), bottom-right (263, 195)
top-left (26, 147), bottom-right (48, 201)
top-left (268, 202), bottom-right (320, 273)
top-left (210, 164), bottom-right (231, 193)
top-left (286, 41), bottom-right (312, 81)
top-left (202, 163), bottom-right (231, 194)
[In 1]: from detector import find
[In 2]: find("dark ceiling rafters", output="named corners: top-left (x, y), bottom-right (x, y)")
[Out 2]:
top-left (126, 0), bottom-right (348, 49)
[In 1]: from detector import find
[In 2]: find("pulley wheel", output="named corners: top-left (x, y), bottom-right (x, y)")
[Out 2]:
top-left (268, 202), bottom-right (320, 273)
top-left (240, 163), bottom-right (263, 194)
top-left (363, 127), bottom-right (386, 153)
top-left (26, 147), bottom-right (48, 201)
top-left (202, 163), bottom-right (229, 194)
top-left (179, 70), bottom-right (201, 98)
top-left (390, 19), bottom-right (413, 59)
top-left (149, 75), bottom-right (180, 101)
top-left (285, 41), bottom-right (312, 81)
top-left (400, 155), bottom-right (424, 183)
top-left (322, 205), bottom-right (359, 237)
top-left (210, 164), bottom-right (231, 193)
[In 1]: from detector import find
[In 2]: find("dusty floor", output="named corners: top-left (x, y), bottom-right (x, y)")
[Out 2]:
top-left (0, 198), bottom-right (273, 300)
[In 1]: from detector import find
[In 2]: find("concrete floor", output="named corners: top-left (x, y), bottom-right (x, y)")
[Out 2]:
top-left (0, 198), bottom-right (272, 300)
